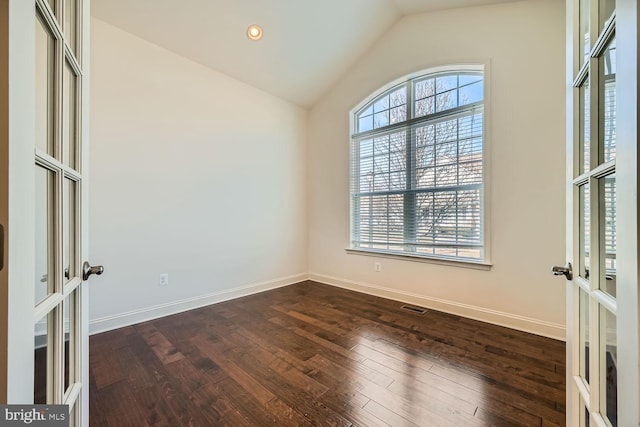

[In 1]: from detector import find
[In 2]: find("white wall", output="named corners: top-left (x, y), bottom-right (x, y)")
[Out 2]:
top-left (307, 0), bottom-right (567, 338)
top-left (89, 19), bottom-right (308, 332)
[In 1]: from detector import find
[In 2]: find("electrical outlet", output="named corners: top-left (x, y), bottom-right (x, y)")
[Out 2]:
top-left (374, 262), bottom-right (382, 272)
top-left (159, 273), bottom-right (169, 286)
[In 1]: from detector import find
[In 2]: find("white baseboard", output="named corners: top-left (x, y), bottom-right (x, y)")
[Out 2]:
top-left (308, 272), bottom-right (566, 341)
top-left (89, 273), bottom-right (309, 335)
top-left (90, 271), bottom-right (566, 341)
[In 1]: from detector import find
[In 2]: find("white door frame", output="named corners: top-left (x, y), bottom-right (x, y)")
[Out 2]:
top-left (0, 0), bottom-right (6, 405)
top-left (1, 0), bottom-right (38, 404)
top-left (78, 0), bottom-right (90, 423)
top-left (613, 0), bottom-right (639, 424)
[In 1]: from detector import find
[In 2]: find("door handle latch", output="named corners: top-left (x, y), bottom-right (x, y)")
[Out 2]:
top-left (82, 261), bottom-right (104, 281)
top-left (552, 263), bottom-right (573, 280)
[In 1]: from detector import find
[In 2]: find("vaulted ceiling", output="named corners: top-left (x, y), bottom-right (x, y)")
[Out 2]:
top-left (91, 0), bottom-right (520, 107)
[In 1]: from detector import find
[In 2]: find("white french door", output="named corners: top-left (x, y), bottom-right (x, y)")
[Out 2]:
top-left (1, 0), bottom-right (92, 425)
top-left (34, 0), bottom-right (87, 423)
top-left (565, 0), bottom-right (639, 425)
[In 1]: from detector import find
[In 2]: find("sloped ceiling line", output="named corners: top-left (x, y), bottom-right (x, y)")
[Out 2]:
top-left (91, 0), bottom-right (520, 107)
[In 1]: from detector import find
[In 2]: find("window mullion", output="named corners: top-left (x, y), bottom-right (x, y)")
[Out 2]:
top-left (351, 141), bottom-right (360, 246)
top-left (404, 82), bottom-right (416, 251)
top-left (353, 102), bottom-right (482, 140)
top-left (456, 113), bottom-right (461, 257)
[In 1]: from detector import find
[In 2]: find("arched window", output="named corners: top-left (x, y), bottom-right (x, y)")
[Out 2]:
top-left (349, 66), bottom-right (486, 262)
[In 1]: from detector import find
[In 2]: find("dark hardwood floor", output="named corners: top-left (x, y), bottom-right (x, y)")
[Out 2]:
top-left (89, 281), bottom-right (565, 426)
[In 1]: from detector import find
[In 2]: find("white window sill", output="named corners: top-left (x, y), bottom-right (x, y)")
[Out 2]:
top-left (345, 248), bottom-right (492, 271)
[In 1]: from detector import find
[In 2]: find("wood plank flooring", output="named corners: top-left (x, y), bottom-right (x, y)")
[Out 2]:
top-left (89, 281), bottom-right (565, 426)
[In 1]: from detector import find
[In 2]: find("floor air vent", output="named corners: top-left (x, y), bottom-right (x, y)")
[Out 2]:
top-left (401, 304), bottom-right (427, 315)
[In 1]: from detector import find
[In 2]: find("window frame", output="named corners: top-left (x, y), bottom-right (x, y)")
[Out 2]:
top-left (346, 64), bottom-right (492, 268)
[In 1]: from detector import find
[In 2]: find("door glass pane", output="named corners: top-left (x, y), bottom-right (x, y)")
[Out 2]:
top-left (580, 80), bottom-right (590, 174)
top-left (601, 174), bottom-right (616, 297)
top-left (579, 288), bottom-right (590, 385)
top-left (35, 166), bottom-right (54, 305)
top-left (34, 313), bottom-right (50, 404)
top-left (600, 306), bottom-right (618, 426)
top-left (69, 401), bottom-right (78, 427)
top-left (579, 184), bottom-right (590, 280)
top-left (63, 179), bottom-right (77, 282)
top-left (601, 38), bottom-right (616, 164)
top-left (46, 0), bottom-right (56, 13)
top-left (579, 0), bottom-right (590, 66)
top-left (580, 397), bottom-right (590, 427)
top-left (36, 14), bottom-right (55, 156)
top-left (64, 0), bottom-right (77, 54)
top-left (599, 0), bottom-right (615, 31)
top-left (63, 293), bottom-right (75, 392)
top-left (62, 61), bottom-right (77, 169)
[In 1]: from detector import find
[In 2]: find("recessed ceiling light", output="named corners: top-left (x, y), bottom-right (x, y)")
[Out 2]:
top-left (247, 24), bottom-right (263, 41)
